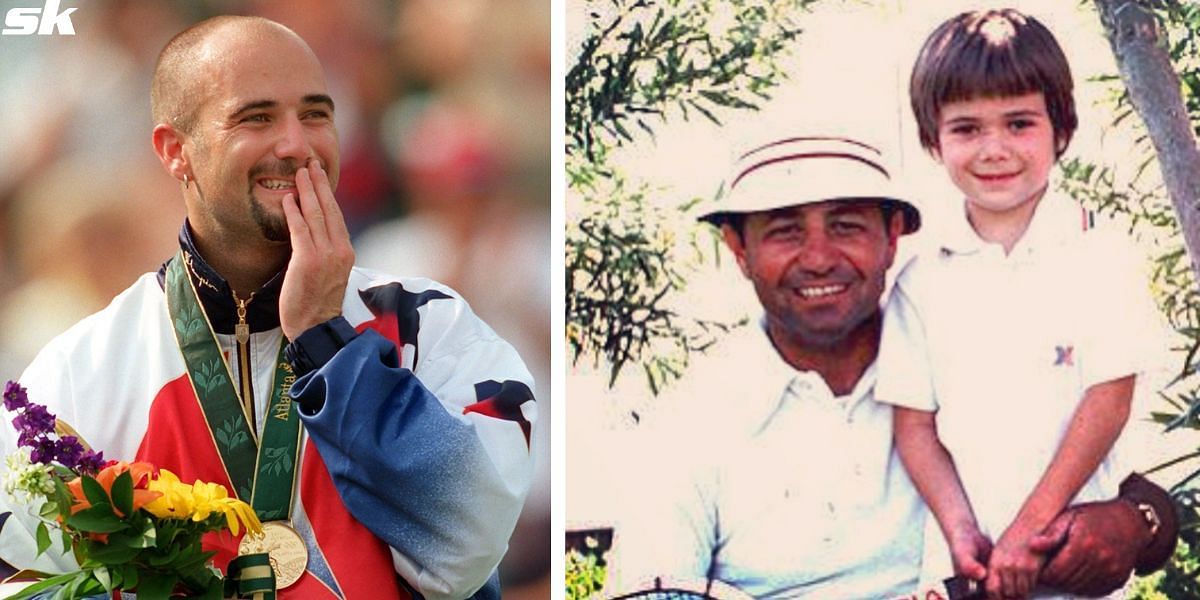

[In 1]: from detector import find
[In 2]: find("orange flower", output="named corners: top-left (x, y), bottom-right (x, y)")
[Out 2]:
top-left (66, 460), bottom-right (162, 517)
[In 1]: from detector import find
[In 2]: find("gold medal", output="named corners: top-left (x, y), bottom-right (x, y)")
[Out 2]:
top-left (238, 521), bottom-right (308, 589)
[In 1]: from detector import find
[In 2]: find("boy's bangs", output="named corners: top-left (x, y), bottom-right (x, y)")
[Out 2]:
top-left (933, 36), bottom-right (1048, 105)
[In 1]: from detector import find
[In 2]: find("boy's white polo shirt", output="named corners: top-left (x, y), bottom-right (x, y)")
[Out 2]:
top-left (876, 190), bottom-right (1161, 597)
top-left (610, 321), bottom-right (924, 599)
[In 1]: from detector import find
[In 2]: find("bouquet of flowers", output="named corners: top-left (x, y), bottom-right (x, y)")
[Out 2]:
top-left (0, 381), bottom-right (263, 600)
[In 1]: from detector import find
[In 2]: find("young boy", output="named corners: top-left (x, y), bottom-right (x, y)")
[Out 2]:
top-left (875, 9), bottom-right (1162, 599)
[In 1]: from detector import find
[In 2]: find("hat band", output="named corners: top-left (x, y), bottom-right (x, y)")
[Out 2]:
top-left (731, 152), bottom-right (890, 191)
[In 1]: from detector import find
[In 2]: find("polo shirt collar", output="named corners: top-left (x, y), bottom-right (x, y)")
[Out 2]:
top-left (1008, 187), bottom-right (1083, 256)
top-left (748, 317), bottom-right (879, 434)
top-left (938, 180), bottom-right (1081, 258)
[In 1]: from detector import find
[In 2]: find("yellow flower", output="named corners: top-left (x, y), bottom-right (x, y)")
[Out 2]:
top-left (145, 469), bottom-right (262, 537)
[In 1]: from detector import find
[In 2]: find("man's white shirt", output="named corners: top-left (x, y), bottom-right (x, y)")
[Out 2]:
top-left (609, 322), bottom-right (924, 599)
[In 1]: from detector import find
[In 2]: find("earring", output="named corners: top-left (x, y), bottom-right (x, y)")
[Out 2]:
top-left (183, 174), bottom-right (190, 189)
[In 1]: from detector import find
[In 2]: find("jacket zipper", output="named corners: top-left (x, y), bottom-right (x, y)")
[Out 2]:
top-left (232, 291), bottom-right (256, 429)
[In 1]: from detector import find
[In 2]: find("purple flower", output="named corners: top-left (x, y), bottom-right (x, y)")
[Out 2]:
top-left (16, 430), bottom-right (37, 448)
top-left (3, 381), bottom-right (28, 411)
top-left (12, 404), bottom-right (55, 437)
top-left (28, 436), bottom-right (57, 465)
top-left (2, 381), bottom-right (104, 474)
top-left (76, 450), bottom-right (105, 475)
top-left (56, 436), bottom-right (84, 470)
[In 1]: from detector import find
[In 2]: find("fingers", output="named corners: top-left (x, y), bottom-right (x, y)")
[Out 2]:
top-left (985, 570), bottom-right (1001, 599)
top-left (293, 165), bottom-right (329, 247)
top-left (307, 159), bottom-right (350, 243)
top-left (281, 193), bottom-right (308, 245)
top-left (1054, 555), bottom-right (1089, 592)
top-left (958, 554), bottom-right (988, 581)
top-left (1027, 512), bottom-right (1072, 555)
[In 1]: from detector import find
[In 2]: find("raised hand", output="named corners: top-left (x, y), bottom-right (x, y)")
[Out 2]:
top-left (279, 159), bottom-right (355, 341)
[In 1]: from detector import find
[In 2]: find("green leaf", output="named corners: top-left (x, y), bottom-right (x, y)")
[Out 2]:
top-left (38, 499), bottom-right (59, 520)
top-left (93, 566), bottom-right (112, 592)
top-left (80, 476), bottom-right (110, 507)
top-left (53, 479), bottom-right (73, 515)
top-left (66, 505), bottom-right (127, 533)
top-left (147, 543), bottom-right (181, 566)
top-left (110, 471), bottom-right (133, 517)
top-left (137, 571), bottom-right (179, 600)
top-left (129, 520), bottom-right (157, 549)
top-left (34, 522), bottom-right (51, 557)
top-left (4, 571), bottom-right (79, 600)
top-left (118, 564), bottom-right (138, 589)
top-left (82, 539), bottom-right (139, 564)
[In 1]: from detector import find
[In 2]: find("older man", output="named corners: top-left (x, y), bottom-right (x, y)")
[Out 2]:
top-left (610, 136), bottom-right (1175, 599)
top-left (0, 16), bottom-right (535, 600)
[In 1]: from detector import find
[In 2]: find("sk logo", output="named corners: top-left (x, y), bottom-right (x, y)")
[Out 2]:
top-left (1054, 345), bottom-right (1074, 367)
top-left (3, 0), bottom-right (77, 35)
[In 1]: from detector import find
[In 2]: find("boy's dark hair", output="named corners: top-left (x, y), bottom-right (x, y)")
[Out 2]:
top-left (910, 9), bottom-right (1077, 158)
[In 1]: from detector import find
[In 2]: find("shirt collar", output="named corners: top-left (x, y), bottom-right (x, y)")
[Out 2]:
top-left (749, 318), bottom-right (879, 434)
top-left (938, 182), bottom-right (1082, 258)
top-left (1009, 187), bottom-right (1083, 256)
top-left (156, 220), bottom-right (285, 334)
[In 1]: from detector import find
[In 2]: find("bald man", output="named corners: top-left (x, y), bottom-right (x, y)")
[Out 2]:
top-left (0, 16), bottom-right (536, 600)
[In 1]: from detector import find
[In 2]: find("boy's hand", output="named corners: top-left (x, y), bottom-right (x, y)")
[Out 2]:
top-left (948, 525), bottom-right (992, 583)
top-left (985, 524), bottom-right (1045, 600)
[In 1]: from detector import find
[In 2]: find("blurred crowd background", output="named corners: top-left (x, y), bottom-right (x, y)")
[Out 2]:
top-left (0, 0), bottom-right (550, 596)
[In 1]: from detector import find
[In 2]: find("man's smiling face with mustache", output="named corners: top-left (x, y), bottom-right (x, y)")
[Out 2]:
top-left (723, 200), bottom-right (903, 350)
top-left (183, 24), bottom-right (339, 245)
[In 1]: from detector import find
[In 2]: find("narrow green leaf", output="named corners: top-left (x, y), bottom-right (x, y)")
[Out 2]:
top-left (4, 571), bottom-right (79, 600)
top-left (93, 566), bottom-right (112, 592)
top-left (34, 522), bottom-right (51, 557)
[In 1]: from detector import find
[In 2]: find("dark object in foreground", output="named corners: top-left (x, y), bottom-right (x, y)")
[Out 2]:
top-left (943, 575), bottom-right (984, 600)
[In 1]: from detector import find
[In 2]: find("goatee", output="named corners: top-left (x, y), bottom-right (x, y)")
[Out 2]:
top-left (250, 195), bottom-right (290, 242)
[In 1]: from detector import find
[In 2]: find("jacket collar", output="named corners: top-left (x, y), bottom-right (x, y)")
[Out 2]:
top-left (157, 220), bottom-right (284, 335)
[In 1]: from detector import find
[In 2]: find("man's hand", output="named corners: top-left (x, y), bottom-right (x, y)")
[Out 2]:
top-left (279, 160), bottom-right (355, 340)
top-left (1027, 499), bottom-right (1150, 596)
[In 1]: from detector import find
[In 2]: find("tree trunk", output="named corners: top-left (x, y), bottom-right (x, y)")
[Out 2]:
top-left (1094, 0), bottom-right (1200, 287)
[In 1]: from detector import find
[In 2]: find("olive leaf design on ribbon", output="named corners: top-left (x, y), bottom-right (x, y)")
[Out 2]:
top-left (261, 446), bottom-right (293, 476)
top-left (214, 417), bottom-right (250, 451)
top-left (191, 359), bottom-right (226, 396)
top-left (258, 507), bottom-right (285, 521)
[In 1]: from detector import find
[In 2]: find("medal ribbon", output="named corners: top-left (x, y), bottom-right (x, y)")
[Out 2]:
top-left (226, 553), bottom-right (278, 600)
top-left (165, 250), bottom-right (303, 522)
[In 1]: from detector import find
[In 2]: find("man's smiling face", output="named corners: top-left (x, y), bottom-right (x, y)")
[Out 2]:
top-left (184, 26), bottom-right (339, 244)
top-left (723, 200), bottom-right (902, 349)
